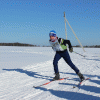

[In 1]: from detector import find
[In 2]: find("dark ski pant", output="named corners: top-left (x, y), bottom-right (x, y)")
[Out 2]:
top-left (53, 50), bottom-right (79, 74)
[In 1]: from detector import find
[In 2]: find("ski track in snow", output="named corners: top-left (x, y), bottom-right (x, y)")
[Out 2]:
top-left (0, 46), bottom-right (100, 100)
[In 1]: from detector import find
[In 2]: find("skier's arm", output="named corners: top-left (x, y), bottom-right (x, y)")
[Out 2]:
top-left (63, 40), bottom-right (73, 53)
top-left (63, 40), bottom-right (72, 48)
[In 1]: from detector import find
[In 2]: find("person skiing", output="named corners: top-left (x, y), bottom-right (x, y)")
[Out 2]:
top-left (49, 30), bottom-right (85, 82)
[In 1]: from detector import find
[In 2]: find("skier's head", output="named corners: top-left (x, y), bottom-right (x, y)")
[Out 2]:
top-left (49, 30), bottom-right (57, 42)
top-left (49, 30), bottom-right (56, 37)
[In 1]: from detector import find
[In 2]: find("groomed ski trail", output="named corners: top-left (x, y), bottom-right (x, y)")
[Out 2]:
top-left (0, 47), bottom-right (100, 100)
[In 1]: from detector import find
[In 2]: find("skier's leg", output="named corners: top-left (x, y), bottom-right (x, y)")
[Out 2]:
top-left (62, 51), bottom-right (85, 81)
top-left (53, 52), bottom-right (61, 73)
top-left (53, 52), bottom-right (61, 80)
top-left (62, 51), bottom-right (79, 74)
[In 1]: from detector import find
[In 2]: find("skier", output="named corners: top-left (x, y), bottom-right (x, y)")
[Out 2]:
top-left (49, 30), bottom-right (85, 82)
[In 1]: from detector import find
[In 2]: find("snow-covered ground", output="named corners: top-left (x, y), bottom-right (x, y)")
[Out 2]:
top-left (0, 46), bottom-right (100, 100)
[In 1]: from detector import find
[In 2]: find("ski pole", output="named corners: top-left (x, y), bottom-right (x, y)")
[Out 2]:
top-left (73, 51), bottom-right (86, 57)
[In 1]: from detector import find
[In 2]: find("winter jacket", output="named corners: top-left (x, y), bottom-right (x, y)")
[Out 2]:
top-left (49, 37), bottom-right (72, 52)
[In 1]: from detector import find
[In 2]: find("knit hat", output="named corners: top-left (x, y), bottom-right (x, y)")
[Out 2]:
top-left (49, 30), bottom-right (56, 37)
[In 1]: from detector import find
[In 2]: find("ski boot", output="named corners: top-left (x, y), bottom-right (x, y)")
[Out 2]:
top-left (77, 71), bottom-right (85, 82)
top-left (53, 72), bottom-right (60, 81)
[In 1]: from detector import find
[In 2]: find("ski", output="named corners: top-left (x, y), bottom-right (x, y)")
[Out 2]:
top-left (73, 77), bottom-right (90, 88)
top-left (33, 77), bottom-right (69, 88)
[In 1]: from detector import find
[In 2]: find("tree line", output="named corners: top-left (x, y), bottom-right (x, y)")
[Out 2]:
top-left (0, 42), bottom-right (36, 47)
top-left (73, 45), bottom-right (100, 48)
top-left (0, 43), bottom-right (100, 48)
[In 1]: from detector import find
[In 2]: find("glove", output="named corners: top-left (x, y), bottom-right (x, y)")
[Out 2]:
top-left (69, 47), bottom-right (73, 53)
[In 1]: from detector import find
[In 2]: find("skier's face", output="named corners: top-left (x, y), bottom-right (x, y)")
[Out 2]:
top-left (50, 36), bottom-right (56, 40)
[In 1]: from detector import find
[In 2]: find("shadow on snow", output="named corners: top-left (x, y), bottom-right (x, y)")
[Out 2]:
top-left (60, 72), bottom-right (100, 94)
top-left (2, 69), bottom-right (100, 99)
top-left (59, 82), bottom-right (100, 94)
top-left (2, 68), bottom-right (53, 81)
top-left (35, 86), bottom-right (100, 100)
top-left (83, 57), bottom-right (100, 62)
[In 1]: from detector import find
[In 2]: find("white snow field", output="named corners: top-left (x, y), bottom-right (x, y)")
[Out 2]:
top-left (0, 46), bottom-right (100, 100)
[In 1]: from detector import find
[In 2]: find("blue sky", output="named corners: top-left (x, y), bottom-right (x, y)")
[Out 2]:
top-left (0, 0), bottom-right (100, 46)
